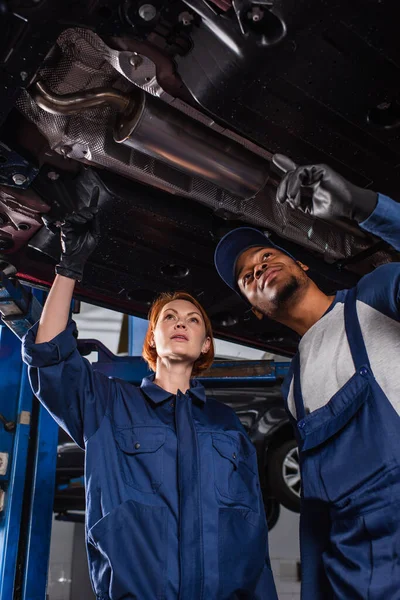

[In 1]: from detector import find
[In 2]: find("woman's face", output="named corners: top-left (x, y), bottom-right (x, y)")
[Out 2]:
top-left (152, 299), bottom-right (211, 368)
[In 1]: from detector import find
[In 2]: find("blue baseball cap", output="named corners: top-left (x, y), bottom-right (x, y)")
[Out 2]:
top-left (214, 227), bottom-right (296, 294)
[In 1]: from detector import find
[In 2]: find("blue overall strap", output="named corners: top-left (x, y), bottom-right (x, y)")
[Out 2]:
top-left (291, 352), bottom-right (306, 421)
top-left (344, 287), bottom-right (371, 371)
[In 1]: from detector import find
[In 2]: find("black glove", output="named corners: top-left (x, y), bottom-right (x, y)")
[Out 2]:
top-left (55, 199), bottom-right (100, 282)
top-left (274, 157), bottom-right (378, 224)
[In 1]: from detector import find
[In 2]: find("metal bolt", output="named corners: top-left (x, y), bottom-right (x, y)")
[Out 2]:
top-left (12, 173), bottom-right (27, 185)
top-left (247, 6), bottom-right (264, 22)
top-left (138, 3), bottom-right (157, 21)
top-left (60, 145), bottom-right (73, 157)
top-left (20, 71), bottom-right (28, 81)
top-left (179, 11), bottom-right (194, 26)
top-left (129, 54), bottom-right (142, 68)
top-left (47, 170), bottom-right (59, 181)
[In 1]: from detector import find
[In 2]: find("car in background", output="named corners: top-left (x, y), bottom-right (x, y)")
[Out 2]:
top-left (54, 341), bottom-right (300, 531)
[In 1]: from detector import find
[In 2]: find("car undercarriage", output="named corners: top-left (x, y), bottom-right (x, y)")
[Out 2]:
top-left (1, 0), bottom-right (399, 355)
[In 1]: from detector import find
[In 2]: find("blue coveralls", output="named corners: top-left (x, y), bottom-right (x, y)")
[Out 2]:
top-left (283, 285), bottom-right (400, 599)
top-left (22, 321), bottom-right (278, 600)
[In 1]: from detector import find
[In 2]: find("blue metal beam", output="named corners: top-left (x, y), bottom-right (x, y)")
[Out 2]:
top-left (0, 272), bottom-right (42, 339)
top-left (0, 338), bottom-right (33, 599)
top-left (19, 289), bottom-right (58, 599)
top-left (128, 316), bottom-right (148, 357)
top-left (22, 403), bottom-right (58, 600)
top-left (79, 338), bottom-right (290, 385)
top-left (0, 285), bottom-right (58, 599)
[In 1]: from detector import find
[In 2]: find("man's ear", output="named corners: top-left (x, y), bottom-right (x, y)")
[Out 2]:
top-left (251, 307), bottom-right (264, 320)
top-left (296, 260), bottom-right (309, 272)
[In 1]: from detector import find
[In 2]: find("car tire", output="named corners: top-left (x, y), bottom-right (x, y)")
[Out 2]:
top-left (267, 439), bottom-right (301, 513)
top-left (264, 497), bottom-right (280, 531)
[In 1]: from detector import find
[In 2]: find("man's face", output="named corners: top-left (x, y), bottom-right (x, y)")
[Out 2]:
top-left (236, 246), bottom-right (309, 317)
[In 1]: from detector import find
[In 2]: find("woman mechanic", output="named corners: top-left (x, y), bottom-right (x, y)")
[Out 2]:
top-left (22, 204), bottom-right (278, 600)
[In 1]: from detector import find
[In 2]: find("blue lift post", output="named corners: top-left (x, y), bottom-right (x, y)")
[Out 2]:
top-left (0, 325), bottom-right (33, 599)
top-left (0, 271), bottom-right (58, 600)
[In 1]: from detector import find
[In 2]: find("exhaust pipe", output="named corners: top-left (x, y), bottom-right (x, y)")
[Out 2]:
top-left (32, 82), bottom-right (269, 200)
top-left (33, 81), bottom-right (131, 114)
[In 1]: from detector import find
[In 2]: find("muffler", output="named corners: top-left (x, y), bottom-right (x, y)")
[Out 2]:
top-left (32, 81), bottom-right (269, 199)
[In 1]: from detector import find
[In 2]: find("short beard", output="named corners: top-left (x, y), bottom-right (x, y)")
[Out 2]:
top-left (255, 275), bottom-right (303, 319)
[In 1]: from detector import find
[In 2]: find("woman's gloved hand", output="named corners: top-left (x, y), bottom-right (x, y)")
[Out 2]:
top-left (274, 155), bottom-right (378, 224)
top-left (55, 188), bottom-right (100, 282)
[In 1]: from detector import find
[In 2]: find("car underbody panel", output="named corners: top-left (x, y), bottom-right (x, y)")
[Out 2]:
top-left (0, 0), bottom-right (399, 354)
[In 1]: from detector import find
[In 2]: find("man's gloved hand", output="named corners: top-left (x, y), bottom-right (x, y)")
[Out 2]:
top-left (274, 156), bottom-right (378, 224)
top-left (55, 190), bottom-right (100, 281)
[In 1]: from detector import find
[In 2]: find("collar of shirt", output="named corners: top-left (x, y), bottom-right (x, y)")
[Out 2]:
top-left (140, 374), bottom-right (207, 405)
top-left (321, 288), bottom-right (348, 319)
top-left (298, 288), bottom-right (349, 350)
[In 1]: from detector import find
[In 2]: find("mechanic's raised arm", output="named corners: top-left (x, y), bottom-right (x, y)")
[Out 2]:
top-left (35, 201), bottom-right (100, 343)
top-left (22, 200), bottom-right (108, 448)
top-left (35, 274), bottom-right (76, 343)
top-left (275, 157), bottom-right (400, 251)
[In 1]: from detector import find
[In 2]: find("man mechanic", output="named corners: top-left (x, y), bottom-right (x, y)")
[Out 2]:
top-left (214, 159), bottom-right (400, 599)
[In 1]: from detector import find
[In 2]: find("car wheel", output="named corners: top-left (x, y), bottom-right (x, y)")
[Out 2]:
top-left (264, 497), bottom-right (280, 531)
top-left (267, 439), bottom-right (301, 513)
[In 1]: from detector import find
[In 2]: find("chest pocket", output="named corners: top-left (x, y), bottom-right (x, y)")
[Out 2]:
top-left (115, 426), bottom-right (166, 493)
top-left (212, 432), bottom-right (259, 512)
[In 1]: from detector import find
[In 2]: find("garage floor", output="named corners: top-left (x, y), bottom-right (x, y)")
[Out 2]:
top-left (269, 508), bottom-right (301, 599)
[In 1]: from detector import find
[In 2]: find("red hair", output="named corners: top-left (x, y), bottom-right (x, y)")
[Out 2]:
top-left (142, 291), bottom-right (214, 376)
